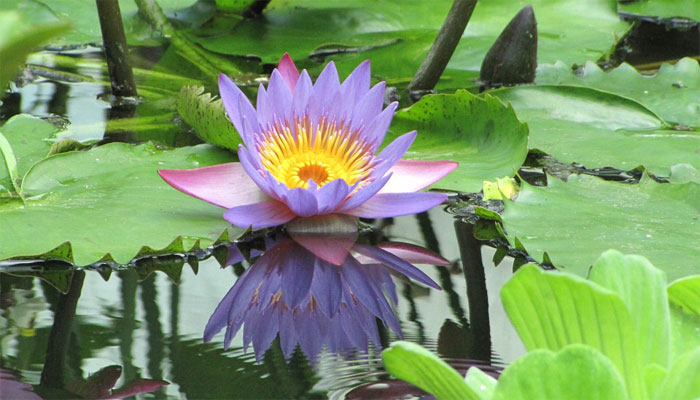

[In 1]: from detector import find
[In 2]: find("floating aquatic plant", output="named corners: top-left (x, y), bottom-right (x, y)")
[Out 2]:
top-left (159, 55), bottom-right (457, 230)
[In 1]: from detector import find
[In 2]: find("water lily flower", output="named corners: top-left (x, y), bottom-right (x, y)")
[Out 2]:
top-left (203, 232), bottom-right (448, 360)
top-left (159, 54), bottom-right (457, 230)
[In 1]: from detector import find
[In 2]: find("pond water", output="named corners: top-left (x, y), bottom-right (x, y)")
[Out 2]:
top-left (1, 208), bottom-right (522, 399)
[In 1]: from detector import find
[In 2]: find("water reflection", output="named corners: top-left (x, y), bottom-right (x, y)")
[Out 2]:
top-left (204, 232), bottom-right (450, 361)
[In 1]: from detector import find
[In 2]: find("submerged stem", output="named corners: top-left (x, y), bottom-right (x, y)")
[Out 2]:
top-left (408, 0), bottom-right (477, 94)
top-left (96, 0), bottom-right (138, 97)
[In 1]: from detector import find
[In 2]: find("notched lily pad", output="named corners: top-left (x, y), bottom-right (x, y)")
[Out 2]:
top-left (0, 142), bottom-right (242, 266)
top-left (177, 86), bottom-right (240, 151)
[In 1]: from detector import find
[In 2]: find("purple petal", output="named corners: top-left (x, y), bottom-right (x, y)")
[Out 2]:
top-left (351, 81), bottom-right (386, 129)
top-left (279, 311), bottom-right (298, 358)
top-left (280, 245), bottom-right (315, 308)
top-left (277, 53), bottom-right (300, 93)
top-left (378, 242), bottom-right (450, 266)
top-left (158, 163), bottom-right (268, 209)
top-left (363, 101), bottom-right (397, 151)
top-left (224, 199), bottom-right (296, 229)
top-left (344, 191), bottom-right (447, 219)
top-left (281, 187), bottom-right (319, 217)
top-left (288, 232), bottom-right (356, 265)
top-left (371, 131), bottom-right (417, 179)
top-left (379, 160), bottom-right (458, 194)
top-left (316, 179), bottom-right (350, 213)
top-left (219, 74), bottom-right (258, 145)
top-left (226, 244), bottom-right (245, 266)
top-left (252, 309), bottom-right (280, 358)
top-left (341, 60), bottom-right (371, 104)
top-left (336, 173), bottom-right (391, 213)
top-left (291, 70), bottom-right (315, 120)
top-left (352, 243), bottom-right (441, 289)
top-left (256, 84), bottom-right (274, 128)
top-left (311, 61), bottom-right (340, 120)
top-left (237, 145), bottom-right (274, 197)
top-left (267, 69), bottom-right (293, 121)
top-left (311, 260), bottom-right (343, 317)
top-left (339, 257), bottom-right (383, 318)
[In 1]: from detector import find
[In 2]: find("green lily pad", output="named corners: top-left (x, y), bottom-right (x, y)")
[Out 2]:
top-left (0, 0), bottom-right (203, 47)
top-left (536, 58), bottom-right (700, 127)
top-left (491, 85), bottom-right (700, 176)
top-left (492, 345), bottom-right (628, 400)
top-left (191, 0), bottom-right (628, 87)
top-left (618, 0), bottom-right (700, 22)
top-left (0, 142), bottom-right (240, 266)
top-left (387, 90), bottom-right (528, 193)
top-left (668, 276), bottom-right (700, 317)
top-left (0, 115), bottom-right (60, 197)
top-left (501, 175), bottom-right (700, 281)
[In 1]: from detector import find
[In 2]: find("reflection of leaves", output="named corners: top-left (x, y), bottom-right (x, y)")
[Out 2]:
top-left (68, 365), bottom-right (169, 399)
top-left (501, 175), bottom-right (700, 281)
top-left (0, 142), bottom-right (241, 265)
top-left (3, 264), bottom-right (74, 294)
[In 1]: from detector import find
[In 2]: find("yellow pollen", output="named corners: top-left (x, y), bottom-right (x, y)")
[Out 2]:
top-left (258, 116), bottom-right (373, 189)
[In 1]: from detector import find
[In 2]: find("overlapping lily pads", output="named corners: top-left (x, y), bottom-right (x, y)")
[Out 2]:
top-left (491, 85), bottom-right (700, 176)
top-left (191, 0), bottom-right (629, 87)
top-left (0, 130), bottom-right (240, 265)
top-left (500, 174), bottom-right (700, 281)
top-left (387, 90), bottom-right (529, 193)
top-left (536, 58), bottom-right (700, 127)
top-left (618, 0), bottom-right (700, 22)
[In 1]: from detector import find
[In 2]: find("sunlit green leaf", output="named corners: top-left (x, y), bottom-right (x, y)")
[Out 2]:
top-left (536, 58), bottom-right (700, 127)
top-left (668, 276), bottom-right (700, 317)
top-left (0, 142), bottom-right (240, 266)
top-left (589, 250), bottom-right (671, 368)
top-left (655, 347), bottom-right (700, 400)
top-left (500, 264), bottom-right (647, 399)
top-left (501, 175), bottom-right (700, 281)
top-left (388, 91), bottom-right (528, 193)
top-left (381, 341), bottom-right (477, 400)
top-left (492, 345), bottom-right (628, 400)
top-left (464, 367), bottom-right (497, 400)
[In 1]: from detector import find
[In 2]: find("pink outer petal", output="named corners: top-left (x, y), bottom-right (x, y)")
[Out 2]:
top-left (288, 232), bottom-right (358, 265)
top-left (224, 199), bottom-right (297, 229)
top-left (343, 192), bottom-right (448, 218)
top-left (158, 163), bottom-right (267, 209)
top-left (379, 160), bottom-right (459, 194)
top-left (378, 242), bottom-right (450, 265)
top-left (277, 53), bottom-right (300, 93)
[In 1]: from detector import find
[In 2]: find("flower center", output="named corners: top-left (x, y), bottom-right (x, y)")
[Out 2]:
top-left (257, 116), bottom-right (373, 189)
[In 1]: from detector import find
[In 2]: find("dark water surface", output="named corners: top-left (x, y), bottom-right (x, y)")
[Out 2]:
top-left (0, 210), bottom-right (523, 399)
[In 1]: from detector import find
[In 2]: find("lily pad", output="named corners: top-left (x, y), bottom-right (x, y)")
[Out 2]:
top-left (491, 85), bottom-right (700, 176)
top-left (387, 90), bottom-right (529, 193)
top-left (501, 174), bottom-right (700, 281)
top-left (618, 0), bottom-right (700, 22)
top-left (0, 115), bottom-right (60, 197)
top-left (536, 58), bottom-right (700, 127)
top-left (192, 0), bottom-right (628, 86)
top-left (0, 142), bottom-right (240, 266)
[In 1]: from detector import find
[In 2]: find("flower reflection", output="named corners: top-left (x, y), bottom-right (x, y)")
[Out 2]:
top-left (204, 232), bottom-right (448, 360)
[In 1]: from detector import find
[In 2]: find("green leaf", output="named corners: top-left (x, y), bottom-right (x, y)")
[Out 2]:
top-left (589, 250), bottom-right (671, 368)
top-left (500, 264), bottom-right (647, 399)
top-left (668, 276), bottom-right (700, 317)
top-left (492, 345), bottom-right (628, 400)
top-left (536, 58), bottom-right (700, 127)
top-left (387, 91), bottom-right (528, 193)
top-left (643, 364), bottom-right (668, 400)
top-left (501, 175), bottom-right (700, 281)
top-left (0, 142), bottom-right (241, 265)
top-left (191, 0), bottom-right (628, 88)
top-left (668, 306), bottom-right (700, 361)
top-left (618, 0), bottom-right (700, 22)
top-left (464, 367), bottom-right (497, 400)
top-left (655, 347), bottom-right (700, 400)
top-left (0, 130), bottom-right (20, 196)
top-left (491, 85), bottom-right (700, 176)
top-left (668, 164), bottom-right (700, 185)
top-left (0, 11), bottom-right (69, 94)
top-left (381, 341), bottom-right (477, 400)
top-left (176, 86), bottom-right (240, 151)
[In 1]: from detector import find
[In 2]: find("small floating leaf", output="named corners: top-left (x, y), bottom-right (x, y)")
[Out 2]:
top-left (177, 86), bottom-right (240, 151)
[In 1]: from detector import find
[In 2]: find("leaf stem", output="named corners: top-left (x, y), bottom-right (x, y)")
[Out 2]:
top-left (96, 0), bottom-right (138, 97)
top-left (408, 0), bottom-right (477, 93)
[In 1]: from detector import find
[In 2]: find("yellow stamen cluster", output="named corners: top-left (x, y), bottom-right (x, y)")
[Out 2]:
top-left (258, 116), bottom-right (373, 189)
